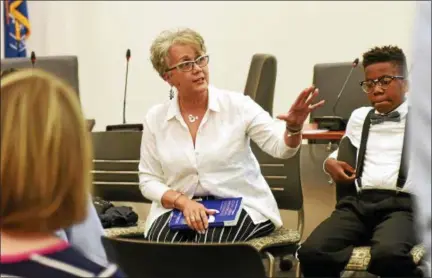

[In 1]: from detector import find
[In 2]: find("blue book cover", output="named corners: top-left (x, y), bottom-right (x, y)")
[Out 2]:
top-left (169, 197), bottom-right (243, 230)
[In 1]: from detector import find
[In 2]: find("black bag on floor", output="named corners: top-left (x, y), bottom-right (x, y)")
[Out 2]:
top-left (93, 196), bottom-right (114, 215)
top-left (93, 197), bottom-right (139, 228)
top-left (103, 206), bottom-right (139, 228)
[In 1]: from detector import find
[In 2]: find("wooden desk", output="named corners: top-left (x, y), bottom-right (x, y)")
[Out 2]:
top-left (302, 123), bottom-right (345, 141)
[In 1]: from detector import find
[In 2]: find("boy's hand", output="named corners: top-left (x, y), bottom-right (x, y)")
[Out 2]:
top-left (325, 158), bottom-right (356, 184)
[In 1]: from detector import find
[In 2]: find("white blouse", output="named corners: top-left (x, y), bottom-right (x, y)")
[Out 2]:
top-left (138, 85), bottom-right (300, 236)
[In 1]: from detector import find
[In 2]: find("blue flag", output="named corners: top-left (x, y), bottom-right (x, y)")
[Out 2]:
top-left (3, 0), bottom-right (31, 58)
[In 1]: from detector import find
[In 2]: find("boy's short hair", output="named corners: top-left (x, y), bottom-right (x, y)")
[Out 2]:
top-left (1, 69), bottom-right (92, 233)
top-left (362, 45), bottom-right (408, 77)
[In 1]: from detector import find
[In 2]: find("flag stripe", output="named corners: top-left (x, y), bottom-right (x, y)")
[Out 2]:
top-left (3, 0), bottom-right (30, 58)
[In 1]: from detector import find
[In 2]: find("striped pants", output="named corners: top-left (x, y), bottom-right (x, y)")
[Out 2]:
top-left (146, 209), bottom-right (275, 243)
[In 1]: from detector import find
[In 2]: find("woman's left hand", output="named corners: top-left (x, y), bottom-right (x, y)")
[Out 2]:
top-left (277, 86), bottom-right (325, 130)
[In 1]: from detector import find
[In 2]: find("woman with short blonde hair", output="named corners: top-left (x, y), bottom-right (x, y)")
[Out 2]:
top-left (140, 28), bottom-right (323, 243)
top-left (150, 28), bottom-right (207, 77)
top-left (1, 69), bottom-right (124, 278)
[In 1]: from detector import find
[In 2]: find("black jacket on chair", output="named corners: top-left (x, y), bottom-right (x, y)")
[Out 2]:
top-left (93, 197), bottom-right (138, 228)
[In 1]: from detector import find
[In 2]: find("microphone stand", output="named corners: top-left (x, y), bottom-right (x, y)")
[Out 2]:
top-left (313, 58), bottom-right (359, 131)
top-left (122, 51), bottom-right (130, 124)
top-left (106, 49), bottom-right (143, 132)
top-left (31, 51), bottom-right (36, 68)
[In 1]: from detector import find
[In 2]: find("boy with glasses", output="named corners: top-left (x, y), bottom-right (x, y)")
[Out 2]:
top-left (297, 46), bottom-right (423, 277)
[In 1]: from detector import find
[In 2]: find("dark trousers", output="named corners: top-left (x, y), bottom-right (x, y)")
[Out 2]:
top-left (146, 196), bottom-right (275, 243)
top-left (298, 190), bottom-right (419, 277)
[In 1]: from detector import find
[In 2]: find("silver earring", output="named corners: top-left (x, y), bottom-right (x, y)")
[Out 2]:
top-left (169, 87), bottom-right (174, 100)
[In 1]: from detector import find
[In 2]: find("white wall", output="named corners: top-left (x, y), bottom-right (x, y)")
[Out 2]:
top-left (3, 1), bottom-right (416, 130)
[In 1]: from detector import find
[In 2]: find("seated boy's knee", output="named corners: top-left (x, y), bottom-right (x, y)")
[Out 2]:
top-left (296, 241), bottom-right (321, 263)
top-left (368, 243), bottom-right (419, 276)
top-left (370, 243), bottom-right (407, 266)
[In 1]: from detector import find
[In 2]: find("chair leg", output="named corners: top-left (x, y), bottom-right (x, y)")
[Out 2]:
top-left (279, 256), bottom-right (293, 271)
top-left (295, 260), bottom-right (301, 278)
top-left (264, 251), bottom-right (275, 278)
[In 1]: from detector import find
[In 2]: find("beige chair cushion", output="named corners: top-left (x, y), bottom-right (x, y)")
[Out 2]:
top-left (104, 220), bottom-right (146, 238)
top-left (345, 244), bottom-right (426, 271)
top-left (246, 227), bottom-right (301, 252)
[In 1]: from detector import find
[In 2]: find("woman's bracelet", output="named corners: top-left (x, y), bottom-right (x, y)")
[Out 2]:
top-left (286, 124), bottom-right (303, 137)
top-left (172, 191), bottom-right (184, 209)
top-left (286, 124), bottom-right (303, 133)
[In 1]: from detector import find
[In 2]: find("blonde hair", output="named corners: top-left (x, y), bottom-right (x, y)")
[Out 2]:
top-left (150, 28), bottom-right (207, 77)
top-left (1, 69), bottom-right (92, 233)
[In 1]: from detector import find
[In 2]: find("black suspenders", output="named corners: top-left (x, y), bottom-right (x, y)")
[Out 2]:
top-left (355, 109), bottom-right (408, 192)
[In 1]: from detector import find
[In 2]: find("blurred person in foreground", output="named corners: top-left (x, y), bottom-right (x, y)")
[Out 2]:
top-left (409, 1), bottom-right (431, 276)
top-left (0, 69), bottom-right (124, 277)
top-left (139, 28), bottom-right (324, 242)
top-left (0, 68), bottom-right (108, 267)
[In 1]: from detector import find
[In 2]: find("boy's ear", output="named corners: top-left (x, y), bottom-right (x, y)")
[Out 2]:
top-left (402, 79), bottom-right (409, 93)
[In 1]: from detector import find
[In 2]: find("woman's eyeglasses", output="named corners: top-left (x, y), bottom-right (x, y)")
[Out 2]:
top-left (359, 75), bottom-right (404, 94)
top-left (166, 55), bottom-right (209, 73)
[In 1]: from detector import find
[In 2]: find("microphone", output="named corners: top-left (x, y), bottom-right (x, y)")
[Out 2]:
top-left (123, 49), bottom-right (131, 124)
top-left (30, 51), bottom-right (36, 68)
top-left (106, 49), bottom-right (143, 132)
top-left (314, 58), bottom-right (360, 131)
top-left (332, 58), bottom-right (359, 115)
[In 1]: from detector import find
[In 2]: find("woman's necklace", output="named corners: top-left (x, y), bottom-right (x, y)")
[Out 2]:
top-left (179, 101), bottom-right (199, 123)
top-left (187, 114), bottom-right (199, 123)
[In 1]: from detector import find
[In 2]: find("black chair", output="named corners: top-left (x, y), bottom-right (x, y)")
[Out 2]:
top-left (95, 130), bottom-right (304, 277)
top-left (246, 143), bottom-right (304, 277)
top-left (309, 61), bottom-right (369, 145)
top-left (92, 131), bottom-right (146, 203)
top-left (1, 55), bottom-right (80, 97)
top-left (102, 236), bottom-right (267, 278)
top-left (0, 57), bottom-right (97, 134)
top-left (335, 136), bottom-right (358, 202)
top-left (91, 131), bottom-right (150, 238)
top-left (242, 53), bottom-right (304, 277)
top-left (244, 53), bottom-right (277, 115)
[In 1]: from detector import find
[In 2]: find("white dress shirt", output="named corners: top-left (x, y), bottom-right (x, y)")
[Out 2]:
top-left (325, 100), bottom-right (413, 193)
top-left (139, 85), bottom-right (300, 236)
top-left (409, 1), bottom-right (431, 273)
